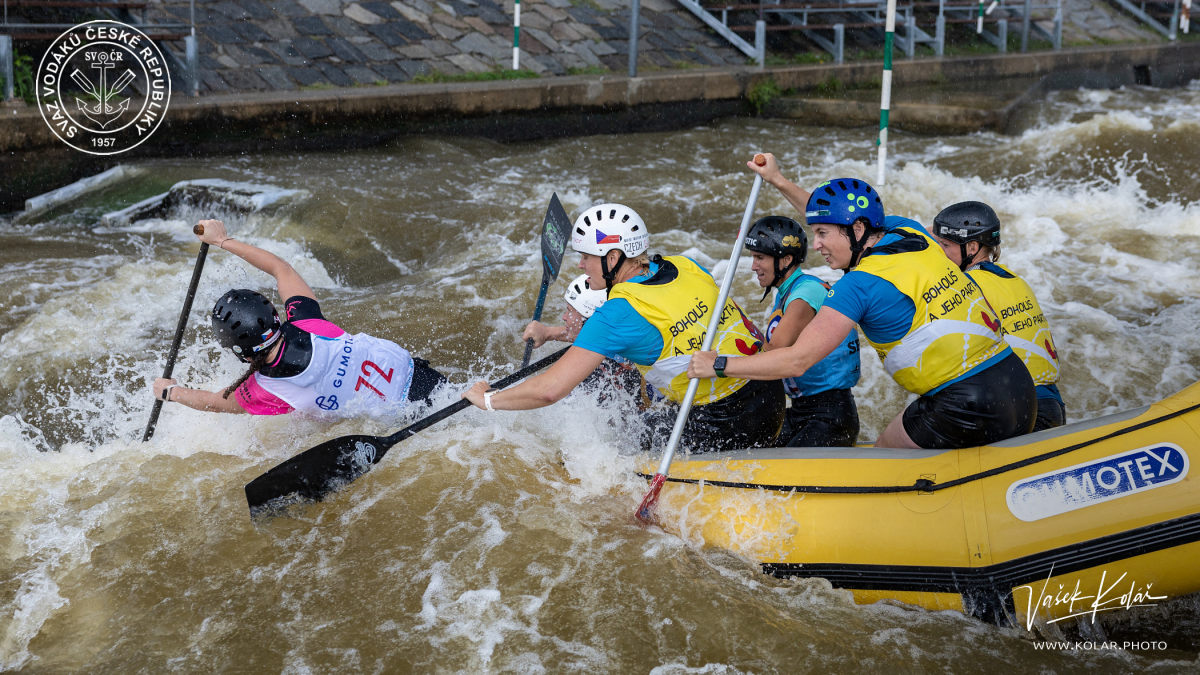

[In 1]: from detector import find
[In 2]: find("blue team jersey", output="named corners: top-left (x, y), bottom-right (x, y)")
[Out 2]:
top-left (575, 259), bottom-right (715, 365)
top-left (767, 269), bottom-right (860, 397)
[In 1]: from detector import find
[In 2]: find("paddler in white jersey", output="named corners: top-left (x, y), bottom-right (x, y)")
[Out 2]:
top-left (150, 219), bottom-right (447, 417)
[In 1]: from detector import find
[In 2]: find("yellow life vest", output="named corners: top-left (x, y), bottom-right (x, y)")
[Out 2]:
top-left (854, 227), bottom-right (1008, 395)
top-left (967, 262), bottom-right (1060, 386)
top-left (610, 256), bottom-right (762, 405)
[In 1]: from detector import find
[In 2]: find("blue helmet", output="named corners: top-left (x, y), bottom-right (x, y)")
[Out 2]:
top-left (805, 178), bottom-right (884, 231)
top-left (805, 177), bottom-right (884, 270)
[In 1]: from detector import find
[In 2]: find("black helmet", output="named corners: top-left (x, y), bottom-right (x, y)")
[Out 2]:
top-left (745, 215), bottom-right (807, 262)
top-left (211, 289), bottom-right (281, 362)
top-left (932, 201), bottom-right (1001, 271)
top-left (745, 215), bottom-right (807, 299)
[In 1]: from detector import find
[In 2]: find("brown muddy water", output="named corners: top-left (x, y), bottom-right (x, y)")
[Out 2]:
top-left (2, 81), bottom-right (1199, 672)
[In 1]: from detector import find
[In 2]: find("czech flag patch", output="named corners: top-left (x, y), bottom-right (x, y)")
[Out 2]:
top-left (596, 229), bottom-right (621, 245)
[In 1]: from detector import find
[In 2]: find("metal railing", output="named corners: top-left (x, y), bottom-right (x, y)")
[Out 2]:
top-left (1106, 0), bottom-right (1189, 38)
top-left (679, 0), bottom-right (1063, 64)
top-left (1, 0), bottom-right (199, 99)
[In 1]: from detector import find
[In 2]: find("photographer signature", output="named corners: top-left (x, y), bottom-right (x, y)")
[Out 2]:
top-left (1014, 566), bottom-right (1168, 630)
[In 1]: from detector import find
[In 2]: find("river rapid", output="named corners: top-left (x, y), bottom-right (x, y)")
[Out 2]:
top-left (2, 81), bottom-right (1199, 672)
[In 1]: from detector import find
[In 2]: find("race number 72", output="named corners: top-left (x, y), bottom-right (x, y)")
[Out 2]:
top-left (355, 360), bottom-right (394, 398)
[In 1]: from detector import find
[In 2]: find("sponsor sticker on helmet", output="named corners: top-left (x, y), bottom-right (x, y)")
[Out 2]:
top-left (1006, 444), bottom-right (1188, 522)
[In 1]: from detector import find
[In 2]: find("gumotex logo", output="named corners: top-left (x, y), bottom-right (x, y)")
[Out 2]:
top-left (36, 20), bottom-right (171, 155)
top-left (1006, 443), bottom-right (1188, 522)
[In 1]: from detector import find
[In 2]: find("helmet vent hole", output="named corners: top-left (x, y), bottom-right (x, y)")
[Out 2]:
top-left (823, 186), bottom-right (835, 197)
top-left (621, 214), bottom-right (630, 223)
top-left (837, 180), bottom-right (847, 190)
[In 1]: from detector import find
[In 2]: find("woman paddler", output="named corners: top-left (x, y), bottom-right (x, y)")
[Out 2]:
top-left (689, 159), bottom-right (1036, 449)
top-left (150, 219), bottom-right (447, 417)
top-left (462, 202), bottom-right (785, 452)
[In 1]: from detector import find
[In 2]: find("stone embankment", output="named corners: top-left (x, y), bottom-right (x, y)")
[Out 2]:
top-left (150, 0), bottom-right (747, 93)
top-left (139, 0), bottom-right (1161, 94)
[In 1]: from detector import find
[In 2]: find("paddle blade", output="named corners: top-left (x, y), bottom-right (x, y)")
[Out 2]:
top-left (635, 472), bottom-right (667, 524)
top-left (539, 193), bottom-right (571, 281)
top-left (244, 433), bottom-right (394, 515)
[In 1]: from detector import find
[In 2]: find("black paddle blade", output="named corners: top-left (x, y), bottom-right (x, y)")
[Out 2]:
top-left (244, 433), bottom-right (396, 515)
top-left (540, 193), bottom-right (571, 280)
top-left (244, 347), bottom-right (570, 518)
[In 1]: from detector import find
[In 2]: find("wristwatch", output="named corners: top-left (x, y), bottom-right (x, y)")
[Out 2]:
top-left (712, 356), bottom-right (728, 378)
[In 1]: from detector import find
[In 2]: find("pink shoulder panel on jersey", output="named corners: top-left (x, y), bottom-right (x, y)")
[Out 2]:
top-left (234, 374), bottom-right (294, 415)
top-left (292, 318), bottom-right (346, 339)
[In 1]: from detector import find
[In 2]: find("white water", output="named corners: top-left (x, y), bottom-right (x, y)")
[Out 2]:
top-left (2, 82), bottom-right (1199, 671)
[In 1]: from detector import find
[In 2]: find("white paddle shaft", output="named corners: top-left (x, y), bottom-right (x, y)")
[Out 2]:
top-left (649, 173), bottom-right (764, 478)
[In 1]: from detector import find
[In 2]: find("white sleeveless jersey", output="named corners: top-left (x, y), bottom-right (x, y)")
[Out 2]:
top-left (256, 331), bottom-right (415, 418)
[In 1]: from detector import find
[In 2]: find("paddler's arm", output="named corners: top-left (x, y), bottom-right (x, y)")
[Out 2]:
top-left (746, 152), bottom-right (812, 216)
top-left (152, 377), bottom-right (246, 413)
top-left (763, 297), bottom-right (816, 351)
top-left (195, 219), bottom-right (315, 302)
top-left (462, 346), bottom-right (605, 410)
top-left (688, 307), bottom-right (855, 380)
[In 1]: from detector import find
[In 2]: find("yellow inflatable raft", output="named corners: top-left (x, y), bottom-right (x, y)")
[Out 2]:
top-left (644, 382), bottom-right (1200, 626)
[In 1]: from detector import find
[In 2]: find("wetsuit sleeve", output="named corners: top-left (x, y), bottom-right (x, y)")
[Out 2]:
top-left (282, 296), bottom-right (324, 321)
top-left (573, 298), bottom-right (663, 366)
top-left (233, 373), bottom-right (294, 415)
top-left (281, 295), bottom-right (346, 338)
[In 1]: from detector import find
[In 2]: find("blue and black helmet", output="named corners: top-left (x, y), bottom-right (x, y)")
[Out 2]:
top-left (804, 178), bottom-right (884, 230)
top-left (804, 178), bottom-right (884, 270)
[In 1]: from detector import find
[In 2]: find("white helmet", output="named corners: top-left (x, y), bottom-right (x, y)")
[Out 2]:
top-left (563, 273), bottom-right (607, 318)
top-left (570, 203), bottom-right (649, 258)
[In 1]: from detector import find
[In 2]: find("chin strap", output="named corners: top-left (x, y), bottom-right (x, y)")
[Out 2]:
top-left (761, 256), bottom-right (797, 302)
top-left (957, 244), bottom-right (986, 272)
top-left (600, 251), bottom-right (627, 293)
top-left (844, 223), bottom-right (874, 270)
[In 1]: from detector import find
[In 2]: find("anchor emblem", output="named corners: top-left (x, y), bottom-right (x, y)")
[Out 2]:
top-left (72, 53), bottom-right (133, 128)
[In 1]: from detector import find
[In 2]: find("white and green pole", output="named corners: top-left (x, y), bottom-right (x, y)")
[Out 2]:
top-left (877, 0), bottom-right (897, 186)
top-left (512, 0), bottom-right (521, 69)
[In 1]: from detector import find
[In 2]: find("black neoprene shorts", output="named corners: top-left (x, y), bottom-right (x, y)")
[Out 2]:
top-left (901, 352), bottom-right (1036, 449)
